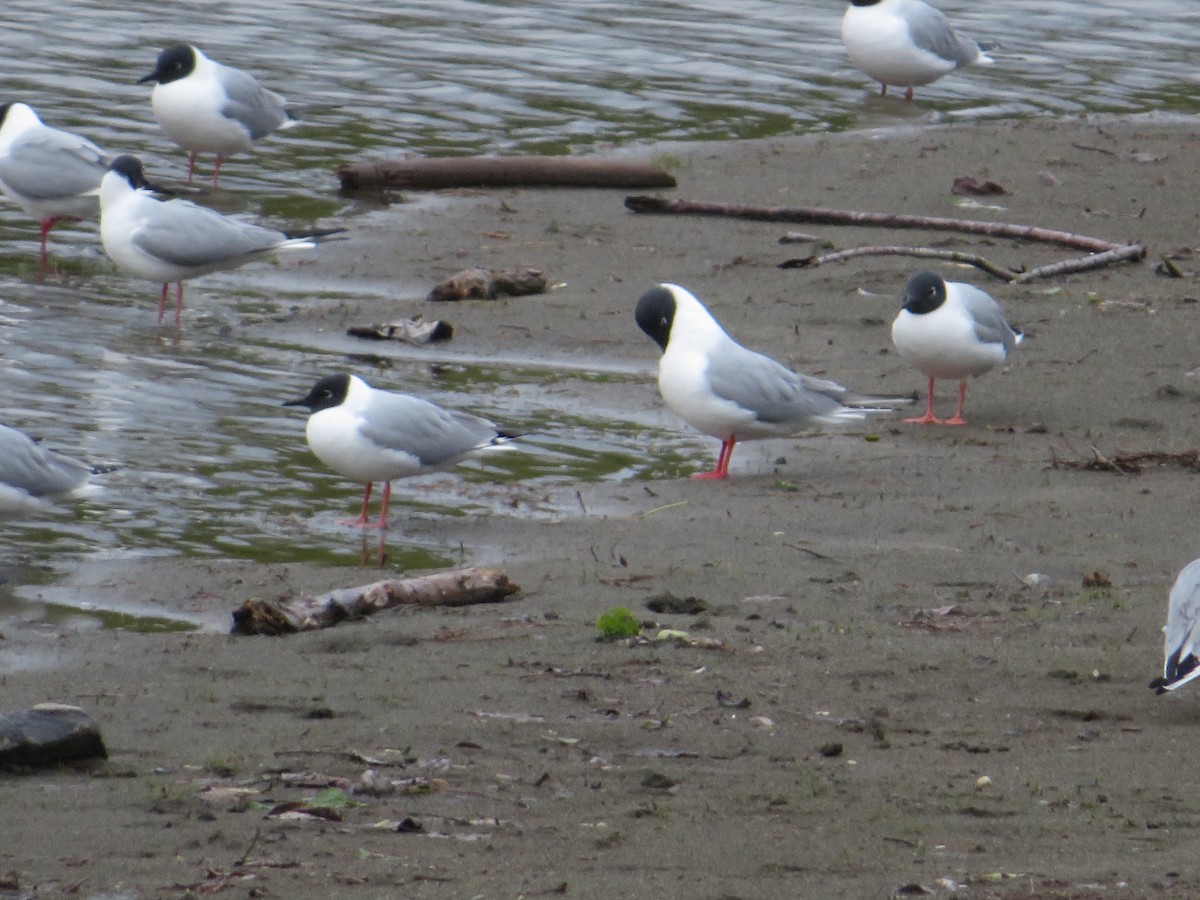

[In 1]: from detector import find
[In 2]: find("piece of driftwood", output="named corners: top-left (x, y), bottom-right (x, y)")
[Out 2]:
top-left (346, 317), bottom-right (454, 344)
top-left (0, 703), bottom-right (107, 768)
top-left (427, 266), bottom-right (548, 302)
top-left (230, 567), bottom-right (521, 635)
top-left (339, 157), bottom-right (677, 192)
top-left (780, 243), bottom-right (1148, 284)
top-left (1051, 447), bottom-right (1200, 475)
top-left (625, 195), bottom-right (1147, 283)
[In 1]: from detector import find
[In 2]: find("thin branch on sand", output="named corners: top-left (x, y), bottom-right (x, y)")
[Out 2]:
top-left (625, 195), bottom-right (1146, 283)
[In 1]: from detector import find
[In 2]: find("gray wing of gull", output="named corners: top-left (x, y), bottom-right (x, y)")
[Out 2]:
top-left (132, 199), bottom-right (289, 268)
top-left (0, 128), bottom-right (108, 201)
top-left (959, 285), bottom-right (1018, 355)
top-left (216, 63), bottom-right (289, 138)
top-left (705, 341), bottom-right (853, 426)
top-left (359, 393), bottom-right (502, 468)
top-left (0, 424), bottom-right (91, 498)
top-left (1165, 559), bottom-right (1200, 663)
top-left (900, 0), bottom-right (980, 67)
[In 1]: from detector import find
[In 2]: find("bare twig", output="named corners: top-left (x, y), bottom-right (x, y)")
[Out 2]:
top-left (626, 195), bottom-right (1146, 283)
top-left (781, 245), bottom-right (1019, 282)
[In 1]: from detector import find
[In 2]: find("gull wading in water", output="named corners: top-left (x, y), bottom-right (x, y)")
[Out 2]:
top-left (138, 43), bottom-right (294, 187)
top-left (1152, 557), bottom-right (1200, 695)
top-left (284, 374), bottom-right (519, 530)
top-left (0, 102), bottom-right (109, 260)
top-left (98, 154), bottom-right (341, 326)
top-left (635, 283), bottom-right (910, 480)
top-left (0, 423), bottom-right (112, 517)
top-left (841, 0), bottom-right (992, 100)
top-left (891, 270), bottom-right (1021, 426)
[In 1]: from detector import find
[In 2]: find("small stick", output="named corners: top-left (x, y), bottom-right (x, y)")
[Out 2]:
top-left (1010, 244), bottom-right (1147, 283)
top-left (781, 245), bottom-right (1020, 282)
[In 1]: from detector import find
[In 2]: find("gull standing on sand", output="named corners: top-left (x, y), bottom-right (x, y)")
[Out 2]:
top-left (635, 283), bottom-right (910, 480)
top-left (0, 102), bottom-right (109, 260)
top-left (98, 154), bottom-right (340, 326)
top-left (891, 270), bottom-right (1021, 426)
top-left (138, 43), bottom-right (293, 187)
top-left (841, 0), bottom-right (992, 100)
top-left (1151, 557), bottom-right (1200, 695)
top-left (284, 374), bottom-right (519, 530)
top-left (0, 423), bottom-right (110, 517)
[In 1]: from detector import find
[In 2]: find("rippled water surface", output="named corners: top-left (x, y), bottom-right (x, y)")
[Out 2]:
top-left (0, 1), bottom-right (1197, 625)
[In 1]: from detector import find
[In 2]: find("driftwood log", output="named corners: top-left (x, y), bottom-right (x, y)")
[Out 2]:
top-left (625, 195), bottom-right (1147, 283)
top-left (0, 704), bottom-right (107, 768)
top-left (339, 157), bottom-right (677, 192)
top-left (427, 266), bottom-right (548, 302)
top-left (230, 567), bottom-right (521, 636)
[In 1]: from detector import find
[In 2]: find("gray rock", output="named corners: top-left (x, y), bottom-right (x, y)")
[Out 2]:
top-left (0, 703), bottom-right (107, 768)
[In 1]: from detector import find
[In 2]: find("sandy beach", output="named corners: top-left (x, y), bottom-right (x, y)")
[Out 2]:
top-left (4, 114), bottom-right (1200, 898)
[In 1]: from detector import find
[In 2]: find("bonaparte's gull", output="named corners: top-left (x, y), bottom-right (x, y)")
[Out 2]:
top-left (1151, 557), bottom-right (1200, 695)
top-left (841, 0), bottom-right (992, 100)
top-left (0, 423), bottom-right (110, 517)
top-left (635, 283), bottom-right (910, 480)
top-left (98, 155), bottom-right (340, 326)
top-left (0, 102), bottom-right (109, 260)
top-left (891, 270), bottom-right (1021, 425)
top-left (138, 44), bottom-right (293, 188)
top-left (284, 374), bottom-right (519, 529)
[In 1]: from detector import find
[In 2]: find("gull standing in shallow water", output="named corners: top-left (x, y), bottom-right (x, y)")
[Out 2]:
top-left (891, 270), bottom-right (1021, 426)
top-left (98, 154), bottom-right (341, 326)
top-left (1151, 558), bottom-right (1200, 695)
top-left (635, 283), bottom-right (911, 480)
top-left (0, 102), bottom-right (109, 261)
top-left (138, 43), bottom-right (294, 188)
top-left (284, 374), bottom-right (519, 530)
top-left (841, 0), bottom-right (992, 100)
top-left (0, 423), bottom-right (110, 517)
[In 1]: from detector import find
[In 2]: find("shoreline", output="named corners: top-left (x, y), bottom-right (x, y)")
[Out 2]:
top-left (4, 113), bottom-right (1200, 896)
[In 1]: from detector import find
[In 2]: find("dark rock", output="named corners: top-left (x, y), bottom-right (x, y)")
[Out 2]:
top-left (0, 704), bottom-right (107, 769)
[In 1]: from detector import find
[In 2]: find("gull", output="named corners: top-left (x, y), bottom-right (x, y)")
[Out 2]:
top-left (635, 283), bottom-right (910, 480)
top-left (0, 423), bottom-right (111, 517)
top-left (0, 102), bottom-right (109, 260)
top-left (1151, 557), bottom-right (1200, 695)
top-left (138, 43), bottom-right (293, 187)
top-left (891, 270), bottom-right (1021, 425)
top-left (841, 0), bottom-right (992, 100)
top-left (284, 374), bottom-right (519, 529)
top-left (98, 154), bottom-right (341, 326)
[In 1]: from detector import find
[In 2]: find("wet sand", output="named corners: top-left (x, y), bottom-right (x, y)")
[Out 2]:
top-left (5, 115), bottom-right (1200, 897)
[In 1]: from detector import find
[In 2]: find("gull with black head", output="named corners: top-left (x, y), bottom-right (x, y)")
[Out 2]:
top-left (284, 374), bottom-right (519, 530)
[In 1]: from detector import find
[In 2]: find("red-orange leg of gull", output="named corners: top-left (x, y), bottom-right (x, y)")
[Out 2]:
top-left (692, 436), bottom-right (736, 480)
top-left (211, 154), bottom-right (224, 189)
top-left (904, 376), bottom-right (945, 425)
top-left (942, 381), bottom-right (969, 426)
top-left (186, 151), bottom-right (197, 184)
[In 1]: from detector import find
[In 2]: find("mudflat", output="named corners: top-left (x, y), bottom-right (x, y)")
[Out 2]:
top-left (5, 115), bottom-right (1200, 898)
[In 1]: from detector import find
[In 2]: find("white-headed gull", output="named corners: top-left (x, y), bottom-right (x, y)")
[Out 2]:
top-left (0, 102), bottom-right (109, 260)
top-left (891, 270), bottom-right (1021, 425)
top-left (635, 283), bottom-right (910, 480)
top-left (284, 373), bottom-right (519, 529)
top-left (138, 44), bottom-right (294, 187)
top-left (1152, 557), bottom-right (1200, 695)
top-left (841, 0), bottom-right (992, 100)
top-left (98, 154), bottom-right (341, 326)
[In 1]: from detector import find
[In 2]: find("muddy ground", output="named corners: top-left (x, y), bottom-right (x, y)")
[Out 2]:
top-left (5, 115), bottom-right (1200, 898)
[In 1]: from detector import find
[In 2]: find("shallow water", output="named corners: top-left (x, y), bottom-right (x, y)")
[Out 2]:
top-left (0, 0), bottom-right (1197, 627)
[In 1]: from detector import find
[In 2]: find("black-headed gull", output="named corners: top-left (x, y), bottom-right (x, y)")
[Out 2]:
top-left (841, 0), bottom-right (992, 100)
top-left (891, 270), bottom-right (1021, 426)
top-left (284, 374), bottom-right (519, 530)
top-left (635, 283), bottom-right (909, 480)
top-left (0, 102), bottom-right (109, 260)
top-left (138, 44), bottom-right (294, 188)
top-left (98, 155), bottom-right (340, 326)
top-left (1151, 557), bottom-right (1200, 695)
top-left (0, 423), bottom-right (110, 517)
